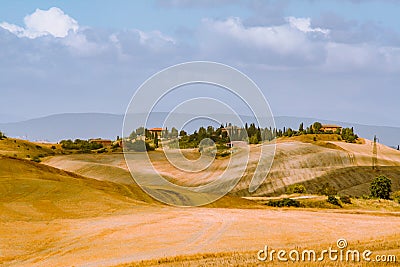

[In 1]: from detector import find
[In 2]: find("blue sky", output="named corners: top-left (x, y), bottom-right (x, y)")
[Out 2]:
top-left (0, 0), bottom-right (399, 127)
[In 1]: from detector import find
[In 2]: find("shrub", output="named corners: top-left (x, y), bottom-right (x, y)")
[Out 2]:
top-left (361, 194), bottom-right (371, 200)
top-left (51, 145), bottom-right (56, 150)
top-left (317, 183), bottom-right (338, 196)
top-left (97, 148), bottom-right (107, 154)
top-left (31, 156), bottom-right (41, 163)
top-left (249, 135), bottom-right (259, 144)
top-left (286, 184), bottom-right (307, 194)
top-left (327, 195), bottom-right (342, 207)
top-left (340, 195), bottom-right (352, 204)
top-left (370, 175), bottom-right (392, 199)
top-left (266, 198), bottom-right (300, 207)
top-left (392, 191), bottom-right (400, 203)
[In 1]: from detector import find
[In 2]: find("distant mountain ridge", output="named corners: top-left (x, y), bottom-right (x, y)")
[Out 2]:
top-left (0, 112), bottom-right (398, 147)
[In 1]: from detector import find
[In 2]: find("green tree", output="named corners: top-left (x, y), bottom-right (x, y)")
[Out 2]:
top-left (154, 133), bottom-right (159, 148)
top-left (256, 127), bottom-right (262, 142)
top-left (136, 127), bottom-right (145, 136)
top-left (287, 128), bottom-right (294, 137)
top-left (313, 122), bottom-right (322, 133)
top-left (179, 130), bottom-right (187, 136)
top-left (162, 127), bottom-right (169, 139)
top-left (129, 131), bottom-right (137, 140)
top-left (299, 122), bottom-right (304, 133)
top-left (341, 127), bottom-right (358, 143)
top-left (124, 140), bottom-right (153, 152)
top-left (249, 135), bottom-right (259, 144)
top-left (171, 127), bottom-right (179, 138)
top-left (207, 126), bottom-right (215, 136)
top-left (370, 175), bottom-right (392, 199)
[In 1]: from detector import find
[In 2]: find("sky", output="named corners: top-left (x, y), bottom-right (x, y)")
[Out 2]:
top-left (0, 0), bottom-right (399, 127)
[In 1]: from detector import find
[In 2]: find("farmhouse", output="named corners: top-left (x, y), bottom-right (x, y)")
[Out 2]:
top-left (88, 138), bottom-right (112, 146)
top-left (320, 124), bottom-right (342, 133)
top-left (149, 128), bottom-right (163, 138)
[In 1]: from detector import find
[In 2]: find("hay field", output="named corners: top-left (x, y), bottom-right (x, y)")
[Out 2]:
top-left (1, 136), bottom-right (400, 266)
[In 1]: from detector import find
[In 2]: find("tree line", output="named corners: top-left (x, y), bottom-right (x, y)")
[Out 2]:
top-left (127, 121), bottom-right (359, 149)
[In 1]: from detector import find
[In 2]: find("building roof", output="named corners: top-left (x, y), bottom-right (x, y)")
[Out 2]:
top-left (149, 128), bottom-right (163, 131)
top-left (88, 138), bottom-right (112, 143)
top-left (321, 124), bottom-right (342, 128)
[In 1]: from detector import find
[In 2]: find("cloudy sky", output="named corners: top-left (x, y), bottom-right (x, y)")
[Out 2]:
top-left (0, 0), bottom-right (399, 127)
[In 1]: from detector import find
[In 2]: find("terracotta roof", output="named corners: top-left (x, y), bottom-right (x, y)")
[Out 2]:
top-left (149, 128), bottom-right (163, 131)
top-left (321, 124), bottom-right (342, 128)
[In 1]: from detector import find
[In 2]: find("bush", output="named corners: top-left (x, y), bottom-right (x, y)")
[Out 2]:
top-left (249, 135), bottom-right (259, 144)
top-left (31, 156), bottom-right (41, 163)
top-left (96, 148), bottom-right (107, 154)
top-left (340, 195), bottom-right (352, 204)
top-left (286, 184), bottom-right (307, 194)
top-left (327, 195), bottom-right (342, 207)
top-left (392, 191), bottom-right (400, 203)
top-left (266, 198), bottom-right (300, 208)
top-left (370, 175), bottom-right (392, 199)
top-left (317, 183), bottom-right (338, 196)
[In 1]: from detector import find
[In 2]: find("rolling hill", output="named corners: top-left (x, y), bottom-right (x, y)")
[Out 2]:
top-left (2, 136), bottom-right (400, 266)
top-left (0, 155), bottom-right (159, 222)
top-left (43, 135), bottom-right (400, 199)
top-left (0, 113), bottom-right (399, 147)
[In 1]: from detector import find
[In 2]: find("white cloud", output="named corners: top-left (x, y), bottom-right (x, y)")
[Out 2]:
top-left (286, 16), bottom-right (330, 36)
top-left (0, 7), bottom-right (78, 38)
top-left (137, 29), bottom-right (176, 47)
top-left (199, 17), bottom-right (326, 66)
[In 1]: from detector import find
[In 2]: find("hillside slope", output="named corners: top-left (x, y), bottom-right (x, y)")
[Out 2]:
top-left (234, 138), bottom-right (400, 196)
top-left (44, 137), bottom-right (400, 198)
top-left (0, 155), bottom-right (158, 221)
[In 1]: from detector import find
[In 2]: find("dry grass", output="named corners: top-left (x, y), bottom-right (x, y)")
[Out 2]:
top-left (0, 138), bottom-right (61, 159)
top-left (116, 235), bottom-right (400, 266)
top-left (0, 155), bottom-right (159, 222)
top-left (2, 137), bottom-right (400, 266)
top-left (44, 137), bottom-right (400, 200)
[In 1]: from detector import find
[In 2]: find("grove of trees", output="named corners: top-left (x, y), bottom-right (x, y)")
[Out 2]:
top-left (60, 139), bottom-right (103, 151)
top-left (126, 121), bottom-right (359, 149)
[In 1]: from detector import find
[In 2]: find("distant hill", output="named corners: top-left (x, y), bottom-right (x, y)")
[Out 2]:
top-left (0, 113), bottom-right (123, 142)
top-left (0, 112), bottom-right (399, 146)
